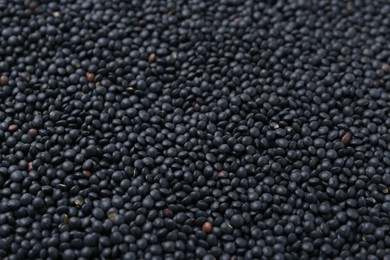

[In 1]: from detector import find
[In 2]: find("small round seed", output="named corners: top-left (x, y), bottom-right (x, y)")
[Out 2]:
top-left (202, 222), bottom-right (212, 234)
top-left (0, 75), bottom-right (9, 85)
top-left (87, 73), bottom-right (95, 82)
top-left (341, 132), bottom-right (351, 145)
top-left (148, 53), bottom-right (156, 63)
top-left (8, 124), bottom-right (18, 132)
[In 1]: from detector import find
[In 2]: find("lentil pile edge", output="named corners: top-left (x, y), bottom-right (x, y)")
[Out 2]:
top-left (1, 0), bottom-right (390, 259)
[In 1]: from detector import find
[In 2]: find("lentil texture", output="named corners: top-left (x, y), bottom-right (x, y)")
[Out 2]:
top-left (1, 0), bottom-right (390, 259)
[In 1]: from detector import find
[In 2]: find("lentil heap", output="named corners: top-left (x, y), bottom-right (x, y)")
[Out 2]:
top-left (1, 0), bottom-right (390, 259)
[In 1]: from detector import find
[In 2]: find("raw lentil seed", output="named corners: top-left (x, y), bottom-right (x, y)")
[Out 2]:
top-left (0, 1), bottom-right (389, 259)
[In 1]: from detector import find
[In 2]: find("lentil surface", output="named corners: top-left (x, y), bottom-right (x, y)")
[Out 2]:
top-left (1, 0), bottom-right (390, 259)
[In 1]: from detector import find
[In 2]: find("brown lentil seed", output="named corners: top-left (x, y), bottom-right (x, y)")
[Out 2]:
top-left (87, 73), bottom-right (95, 82)
top-left (8, 124), bottom-right (18, 132)
top-left (0, 75), bottom-right (9, 86)
top-left (148, 53), bottom-right (156, 63)
top-left (29, 1), bottom-right (38, 11)
top-left (218, 171), bottom-right (228, 178)
top-left (163, 208), bottom-right (173, 218)
top-left (83, 170), bottom-right (91, 178)
top-left (202, 222), bottom-right (213, 234)
top-left (27, 162), bottom-right (33, 171)
top-left (381, 63), bottom-right (390, 73)
top-left (341, 132), bottom-right (351, 145)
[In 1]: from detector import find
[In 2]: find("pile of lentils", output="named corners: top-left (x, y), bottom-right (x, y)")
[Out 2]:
top-left (1, 0), bottom-right (390, 259)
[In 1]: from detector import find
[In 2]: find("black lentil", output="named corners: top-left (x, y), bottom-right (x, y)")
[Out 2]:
top-left (0, 0), bottom-right (390, 259)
